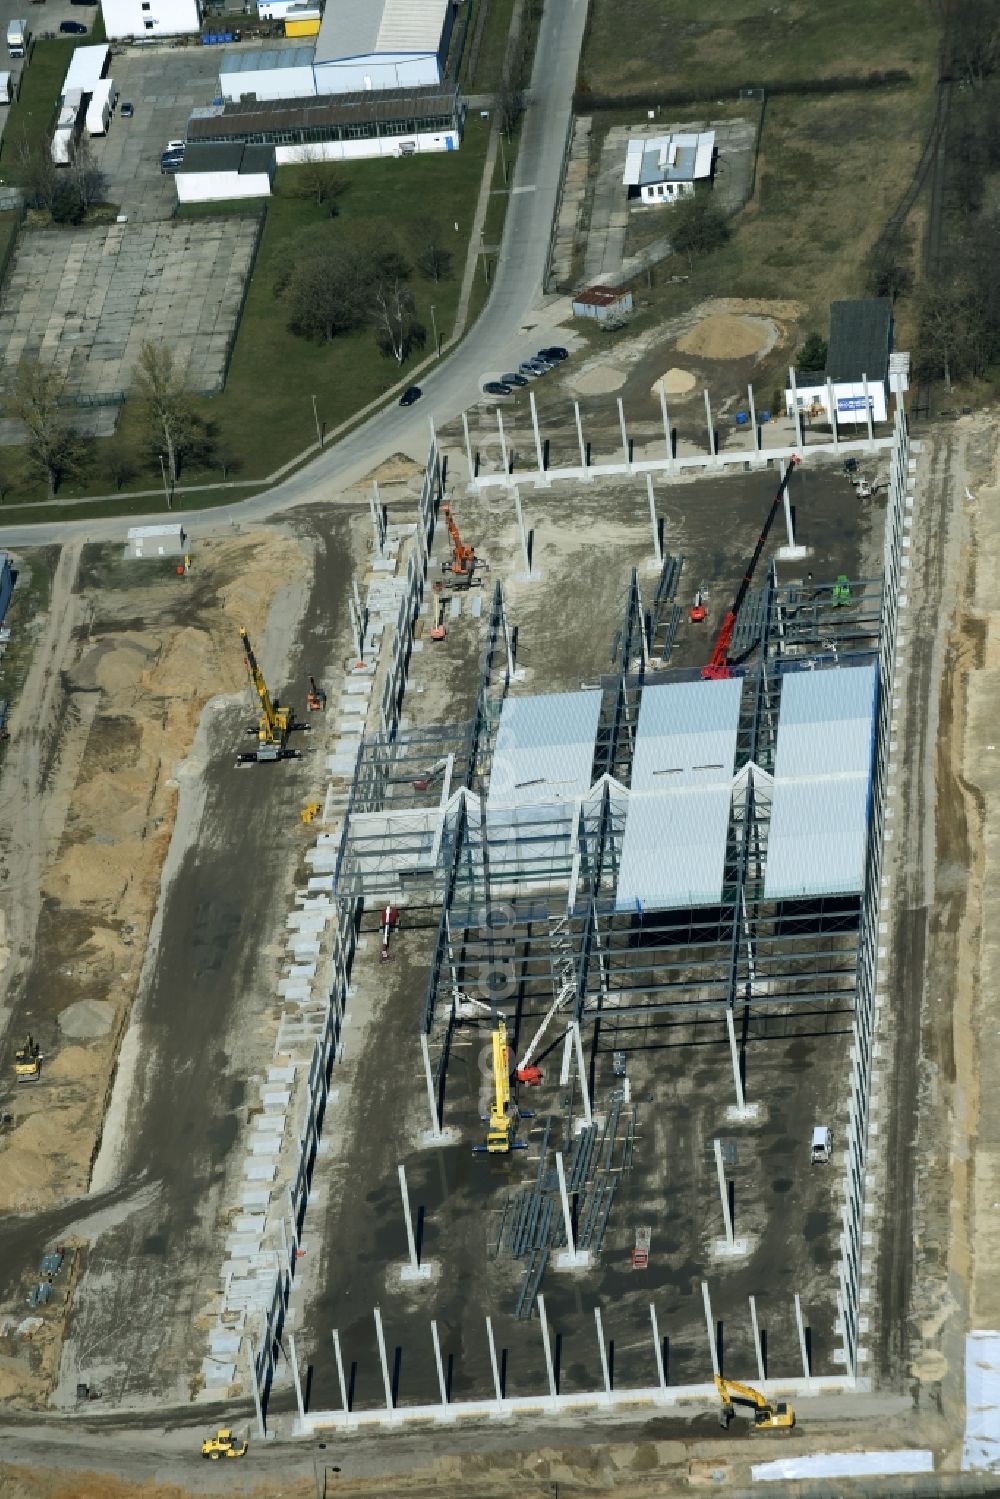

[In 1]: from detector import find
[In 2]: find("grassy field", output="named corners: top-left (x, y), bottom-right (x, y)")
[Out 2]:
top-left (580, 0), bottom-right (937, 98)
top-left (600, 83), bottom-right (934, 380)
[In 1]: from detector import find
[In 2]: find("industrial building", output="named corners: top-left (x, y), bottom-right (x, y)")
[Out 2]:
top-left (785, 298), bottom-right (910, 426)
top-left (623, 129), bottom-right (715, 204)
top-left (174, 142), bottom-right (276, 202)
top-left (101, 0), bottom-right (200, 40)
top-left (187, 86), bottom-right (463, 163)
top-left (219, 46), bottom-right (318, 104)
top-left (313, 0), bottom-right (454, 94)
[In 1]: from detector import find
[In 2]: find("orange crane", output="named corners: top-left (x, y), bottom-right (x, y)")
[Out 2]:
top-left (441, 504), bottom-right (476, 586)
top-left (702, 456), bottom-right (800, 681)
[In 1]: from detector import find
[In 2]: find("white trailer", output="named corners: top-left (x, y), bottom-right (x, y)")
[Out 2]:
top-left (0, 73), bottom-right (13, 105)
top-left (86, 77), bottom-right (116, 135)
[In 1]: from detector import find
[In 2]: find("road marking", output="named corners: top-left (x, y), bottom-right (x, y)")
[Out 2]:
top-left (511, 185), bottom-right (537, 194)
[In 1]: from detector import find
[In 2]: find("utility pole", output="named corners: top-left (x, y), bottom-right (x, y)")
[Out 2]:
top-left (158, 453), bottom-right (171, 511)
top-left (311, 393), bottom-right (323, 448)
top-left (430, 303), bottom-right (440, 358)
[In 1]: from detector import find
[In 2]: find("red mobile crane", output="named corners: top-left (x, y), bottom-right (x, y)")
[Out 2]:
top-left (441, 504), bottom-right (476, 585)
top-left (701, 456), bottom-right (800, 681)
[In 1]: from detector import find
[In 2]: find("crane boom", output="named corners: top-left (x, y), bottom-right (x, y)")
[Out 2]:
top-left (239, 626), bottom-right (295, 760)
top-left (702, 456), bottom-right (800, 681)
top-left (486, 1018), bottom-right (515, 1152)
top-left (442, 504), bottom-right (476, 581)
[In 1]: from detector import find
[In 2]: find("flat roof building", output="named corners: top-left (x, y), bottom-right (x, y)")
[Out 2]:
top-left (188, 86), bottom-right (464, 163)
top-left (786, 298), bottom-right (905, 426)
top-left (219, 45), bottom-right (317, 103)
top-left (174, 142), bottom-right (276, 203)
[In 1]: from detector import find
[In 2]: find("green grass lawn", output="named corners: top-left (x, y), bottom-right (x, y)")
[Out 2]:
top-left (0, 38), bottom-right (80, 176)
top-left (580, 0), bottom-right (937, 98)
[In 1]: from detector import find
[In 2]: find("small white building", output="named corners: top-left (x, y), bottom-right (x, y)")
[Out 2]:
top-left (785, 299), bottom-right (907, 427)
top-left (101, 0), bottom-right (200, 40)
top-left (219, 46), bottom-right (317, 103)
top-left (125, 524), bottom-right (186, 560)
top-left (313, 0), bottom-right (453, 95)
top-left (623, 130), bottom-right (715, 205)
top-left (174, 142), bottom-right (276, 202)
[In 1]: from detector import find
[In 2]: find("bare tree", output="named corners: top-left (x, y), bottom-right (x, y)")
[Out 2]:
top-left (496, 63), bottom-right (526, 137)
top-left (14, 134), bottom-right (56, 212)
top-left (670, 192), bottom-right (731, 270)
top-left (105, 442), bottom-right (137, 493)
top-left (6, 359), bottom-right (79, 498)
top-left (371, 278), bottom-right (425, 364)
top-left (950, 0), bottom-right (1000, 86)
top-left (915, 279), bottom-right (978, 390)
top-left (67, 135), bottom-right (107, 214)
top-left (132, 342), bottom-right (196, 485)
top-left (868, 230), bottom-right (914, 304)
top-left (292, 146), bottom-right (346, 211)
top-left (411, 217), bottom-right (453, 282)
top-left (284, 251), bottom-right (367, 341)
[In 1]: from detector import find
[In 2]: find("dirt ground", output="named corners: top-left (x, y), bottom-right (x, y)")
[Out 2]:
top-left (0, 529), bottom-right (309, 1404)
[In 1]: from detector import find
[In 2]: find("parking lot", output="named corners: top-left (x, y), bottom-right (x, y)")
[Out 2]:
top-left (89, 46), bottom-right (228, 221)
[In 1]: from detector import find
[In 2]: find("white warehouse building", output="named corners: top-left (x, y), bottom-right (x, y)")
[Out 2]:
top-left (219, 46), bottom-right (318, 104)
top-left (623, 130), bottom-right (715, 205)
top-left (102, 0), bottom-right (200, 40)
top-left (313, 0), bottom-right (454, 94)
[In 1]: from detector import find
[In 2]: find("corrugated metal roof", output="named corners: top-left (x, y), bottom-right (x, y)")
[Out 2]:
top-left (631, 678), bottom-right (743, 791)
top-left (616, 679), bottom-right (742, 911)
top-left (221, 45), bottom-right (315, 73)
top-left (623, 131), bottom-right (716, 189)
top-left (315, 0), bottom-right (449, 65)
top-left (487, 692), bottom-right (601, 809)
top-left (764, 664), bottom-right (877, 899)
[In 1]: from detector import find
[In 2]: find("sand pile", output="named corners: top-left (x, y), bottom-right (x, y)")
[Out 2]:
top-left (92, 638), bottom-right (154, 697)
top-left (0, 1105), bottom-right (92, 1212)
top-left (677, 314), bottom-right (772, 360)
top-left (651, 368), bottom-right (697, 399)
top-left (58, 1000), bottom-right (115, 1040)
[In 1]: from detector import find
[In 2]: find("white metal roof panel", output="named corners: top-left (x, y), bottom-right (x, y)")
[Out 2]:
top-left (623, 138), bottom-right (645, 186)
top-left (487, 691), bottom-right (601, 809)
top-left (764, 664), bottom-right (877, 898)
top-left (616, 678), bottom-right (742, 910)
top-left (64, 44), bottom-right (109, 95)
top-left (315, 0), bottom-right (448, 63)
top-left (616, 785), bottom-right (733, 910)
top-left (631, 678), bottom-right (743, 790)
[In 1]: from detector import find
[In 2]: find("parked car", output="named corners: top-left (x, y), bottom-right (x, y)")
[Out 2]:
top-left (160, 155), bottom-right (184, 174)
top-left (59, 19), bottom-right (88, 31)
top-left (501, 372), bottom-right (528, 388)
top-left (539, 346), bottom-right (569, 362)
top-left (165, 139), bottom-right (185, 152)
top-left (520, 360), bottom-right (548, 376)
top-left (120, 101), bottom-right (134, 118)
top-left (482, 381), bottom-right (513, 397)
top-left (398, 386), bottom-right (422, 407)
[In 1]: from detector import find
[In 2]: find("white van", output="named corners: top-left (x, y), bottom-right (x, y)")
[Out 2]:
top-left (810, 1126), bottom-right (832, 1164)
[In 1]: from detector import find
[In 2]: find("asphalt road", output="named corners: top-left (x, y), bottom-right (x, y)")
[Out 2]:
top-left (0, 0), bottom-right (590, 551)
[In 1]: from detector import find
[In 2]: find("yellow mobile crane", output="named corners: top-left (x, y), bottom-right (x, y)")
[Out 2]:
top-left (486, 1018), bottom-right (515, 1153)
top-left (237, 627), bottom-right (302, 764)
top-left (714, 1376), bottom-right (795, 1432)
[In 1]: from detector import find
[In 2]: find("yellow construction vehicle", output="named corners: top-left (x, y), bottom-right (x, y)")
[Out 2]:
top-left (714, 1375), bottom-right (795, 1432)
top-left (201, 1428), bottom-right (248, 1460)
top-left (14, 1034), bottom-right (40, 1082)
top-left (485, 1018), bottom-right (517, 1154)
top-left (300, 801), bottom-right (322, 825)
top-left (237, 627), bottom-right (301, 764)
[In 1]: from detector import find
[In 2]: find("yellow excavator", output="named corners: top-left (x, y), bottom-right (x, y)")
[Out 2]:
top-left (14, 1034), bottom-right (40, 1082)
top-left (715, 1375), bottom-right (795, 1432)
top-left (237, 627), bottom-right (301, 764)
top-left (486, 1018), bottom-right (516, 1153)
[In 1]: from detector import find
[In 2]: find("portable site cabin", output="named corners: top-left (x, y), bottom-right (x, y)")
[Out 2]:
top-left (125, 524), bottom-right (186, 560)
top-left (86, 77), bottom-right (117, 136)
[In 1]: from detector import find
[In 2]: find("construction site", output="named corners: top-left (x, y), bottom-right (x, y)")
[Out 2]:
top-left (7, 353), bottom-right (1000, 1495)
top-left (274, 412), bottom-right (903, 1435)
